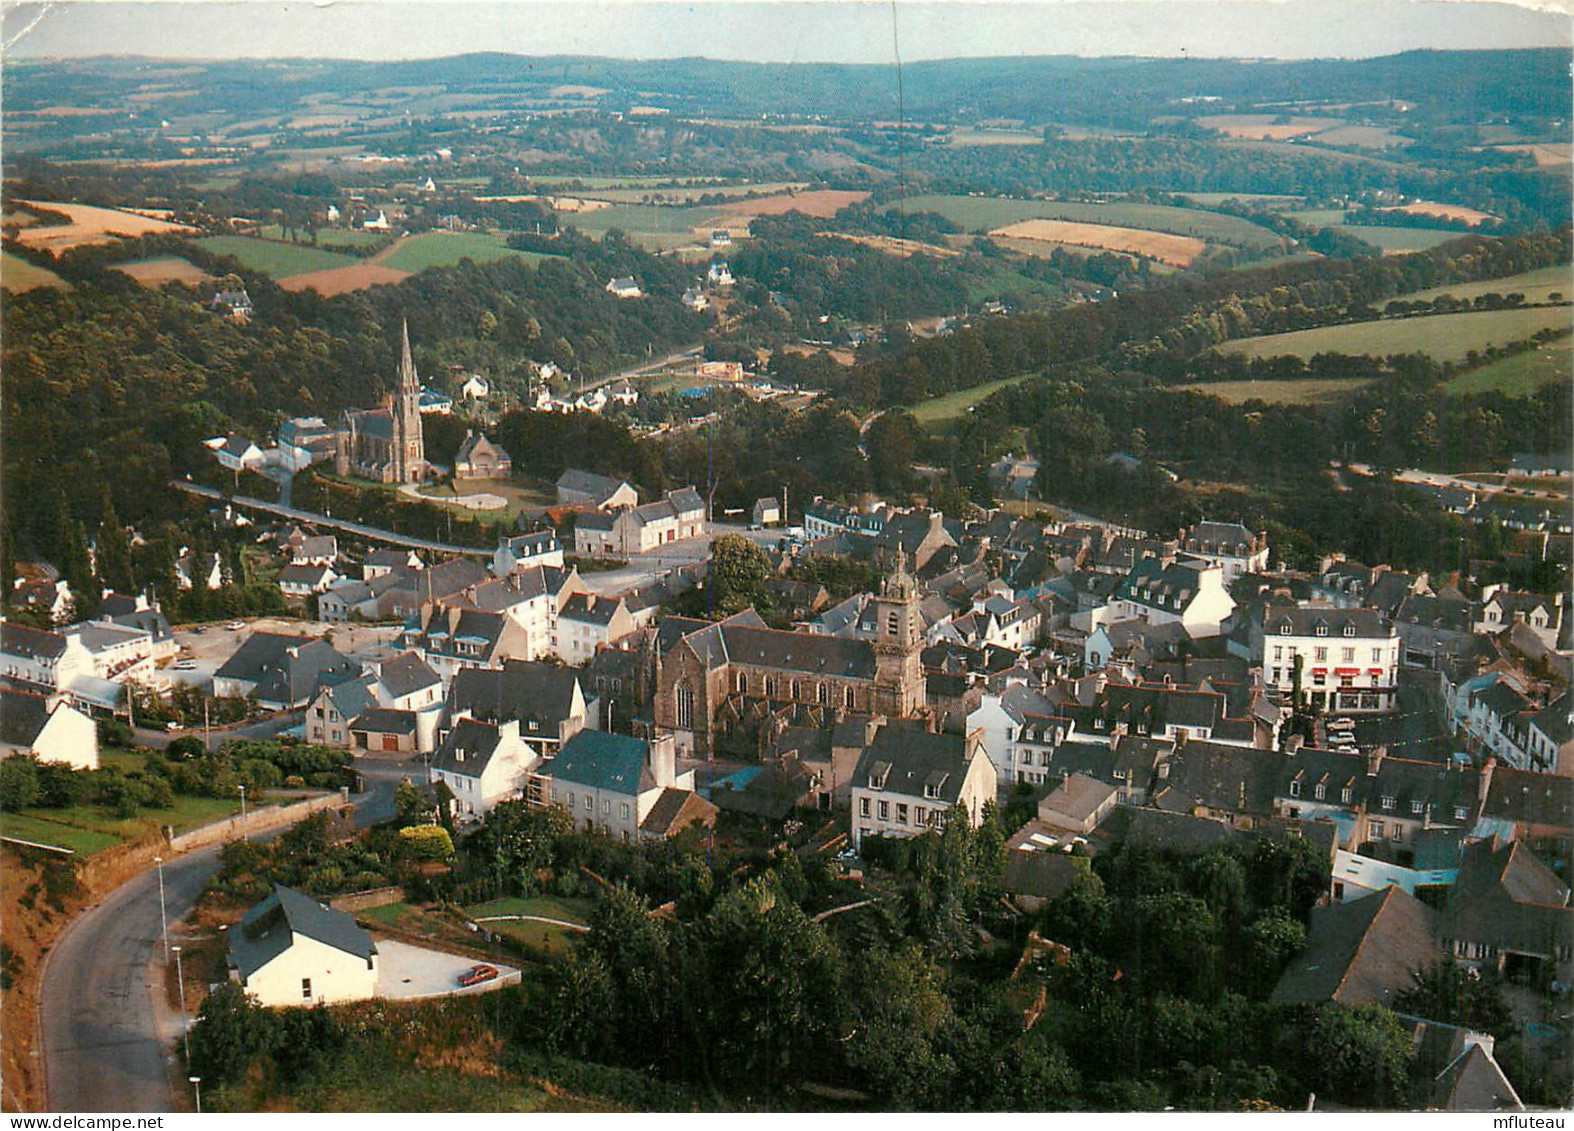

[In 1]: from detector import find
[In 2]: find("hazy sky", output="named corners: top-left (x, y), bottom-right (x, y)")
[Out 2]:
top-left (3, 0), bottom-right (1569, 63)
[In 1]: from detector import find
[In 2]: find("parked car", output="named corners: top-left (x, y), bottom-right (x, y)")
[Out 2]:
top-left (458, 963), bottom-right (498, 988)
top-left (172, 659), bottom-right (198, 671)
top-left (225, 621), bottom-right (246, 631)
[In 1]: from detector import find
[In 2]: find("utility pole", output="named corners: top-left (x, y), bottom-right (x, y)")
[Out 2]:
top-left (203, 698), bottom-right (211, 756)
top-left (172, 945), bottom-right (190, 1063)
top-left (154, 856), bottom-right (169, 963)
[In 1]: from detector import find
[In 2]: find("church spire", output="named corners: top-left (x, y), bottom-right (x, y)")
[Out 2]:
top-left (399, 318), bottom-right (418, 393)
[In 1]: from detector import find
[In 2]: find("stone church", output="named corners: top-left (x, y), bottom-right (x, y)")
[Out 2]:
top-left (336, 320), bottom-right (429, 484)
top-left (649, 553), bottom-right (928, 761)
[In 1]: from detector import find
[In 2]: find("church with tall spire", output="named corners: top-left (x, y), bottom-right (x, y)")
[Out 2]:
top-left (335, 320), bottom-right (430, 484)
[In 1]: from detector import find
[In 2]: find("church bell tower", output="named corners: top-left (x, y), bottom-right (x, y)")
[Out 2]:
top-left (870, 549), bottom-right (925, 717)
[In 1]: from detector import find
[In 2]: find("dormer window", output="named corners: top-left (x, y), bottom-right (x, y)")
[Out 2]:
top-left (1341, 786), bottom-right (1353, 804)
top-left (1410, 799), bottom-right (1424, 815)
top-left (1289, 779), bottom-right (1302, 798)
top-left (1453, 806), bottom-right (1467, 821)
top-left (1279, 624), bottom-right (1292, 635)
top-left (1342, 623), bottom-right (1356, 637)
top-left (455, 749), bottom-right (465, 763)
top-left (1381, 795), bottom-right (1395, 810)
top-left (1315, 624), bottom-right (1328, 637)
top-left (1314, 782), bottom-right (1326, 801)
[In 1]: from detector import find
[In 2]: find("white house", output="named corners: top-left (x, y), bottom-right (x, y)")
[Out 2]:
top-left (228, 885), bottom-right (378, 1007)
top-left (849, 724), bottom-right (998, 850)
top-left (707, 262), bottom-right (734, 287)
top-left (556, 593), bottom-right (637, 665)
top-left (430, 717), bottom-right (540, 819)
top-left (1178, 521), bottom-right (1269, 581)
top-left (0, 624), bottom-right (95, 696)
top-left (0, 690), bottom-right (99, 770)
top-left (606, 276), bottom-right (643, 299)
top-left (1262, 604), bottom-right (1400, 714)
top-left (213, 434), bottom-right (265, 473)
top-left (364, 210), bottom-right (391, 231)
top-left (966, 684), bottom-right (1059, 784)
top-left (461, 374), bottom-right (490, 401)
top-left (1476, 588), bottom-right (1564, 650)
top-left (277, 563), bottom-right (339, 601)
top-left (1109, 559), bottom-right (1234, 637)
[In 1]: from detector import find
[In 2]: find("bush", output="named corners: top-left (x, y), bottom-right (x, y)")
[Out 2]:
top-left (0, 758), bottom-right (40, 810)
top-left (397, 825), bottom-right (454, 863)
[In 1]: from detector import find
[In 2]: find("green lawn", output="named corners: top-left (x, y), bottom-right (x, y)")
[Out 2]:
top-left (1, 250), bottom-right (72, 293)
top-left (379, 231), bottom-right (559, 273)
top-left (0, 812), bottom-right (120, 855)
top-left (1217, 306), bottom-right (1573, 364)
top-left (1172, 377), bottom-right (1378, 405)
top-left (195, 235), bottom-right (358, 278)
top-left (1442, 335), bottom-right (1572, 397)
top-left (963, 262), bottom-right (1061, 305)
top-left (909, 372), bottom-right (1042, 429)
top-left (563, 204), bottom-right (725, 250)
top-left (1284, 209), bottom-right (1349, 227)
top-left (465, 895), bottom-right (593, 954)
top-left (1397, 265), bottom-right (1573, 307)
top-left (891, 194), bottom-right (1287, 250)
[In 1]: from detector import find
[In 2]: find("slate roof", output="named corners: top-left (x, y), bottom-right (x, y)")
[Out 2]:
top-left (432, 717), bottom-right (511, 777)
top-left (1264, 604), bottom-right (1393, 638)
top-left (1, 623), bottom-right (68, 660)
top-left (351, 707), bottom-right (417, 736)
top-left (1155, 740), bottom-right (1285, 818)
top-left (1441, 836), bottom-right (1574, 960)
top-left (1484, 763), bottom-right (1574, 831)
top-left (559, 593), bottom-right (625, 626)
top-left (230, 885), bottom-right (376, 978)
top-left (447, 662), bottom-right (583, 732)
top-left (1430, 1042), bottom-right (1524, 1112)
top-left (557, 469), bottom-right (631, 504)
top-left (1115, 558), bottom-right (1211, 613)
top-left (1396, 594), bottom-right (1473, 636)
top-left (455, 431), bottom-right (510, 466)
top-left (1002, 851), bottom-right (1088, 901)
top-left (670, 618), bottom-right (878, 679)
top-left (377, 651), bottom-right (441, 699)
top-left (852, 723), bottom-right (979, 805)
top-left (1115, 807), bottom-right (1241, 854)
top-left (639, 788), bottom-right (718, 836)
top-left (1270, 886), bottom-right (1441, 1007)
top-left (549, 730), bottom-right (654, 796)
top-left (711, 759), bottom-right (815, 819)
top-left (0, 689), bottom-right (51, 747)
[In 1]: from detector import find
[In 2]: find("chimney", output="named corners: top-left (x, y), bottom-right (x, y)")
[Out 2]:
top-left (1366, 744), bottom-right (1386, 776)
top-left (1477, 755), bottom-right (1496, 808)
top-left (649, 731), bottom-right (676, 789)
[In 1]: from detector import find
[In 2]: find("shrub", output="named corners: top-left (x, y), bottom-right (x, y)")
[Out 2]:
top-left (397, 825), bottom-right (454, 863)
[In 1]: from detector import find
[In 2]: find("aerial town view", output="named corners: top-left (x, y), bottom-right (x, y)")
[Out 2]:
top-left (0, 0), bottom-right (1570, 1117)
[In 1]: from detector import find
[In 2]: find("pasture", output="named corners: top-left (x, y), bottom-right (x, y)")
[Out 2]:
top-left (1, 251), bottom-right (72, 293)
top-left (1216, 306), bottom-right (1573, 364)
top-left (196, 235), bottom-right (359, 277)
top-left (1398, 266), bottom-right (1572, 307)
top-left (257, 223), bottom-right (389, 249)
top-left (1172, 378), bottom-right (1377, 405)
top-left (1380, 201), bottom-right (1494, 226)
top-left (378, 231), bottom-right (559, 273)
top-left (1196, 114), bottom-right (1340, 140)
top-left (992, 218), bottom-right (1206, 268)
top-left (909, 372), bottom-right (1042, 429)
top-left (277, 263), bottom-right (413, 296)
top-left (948, 127), bottom-right (1044, 146)
top-left (717, 189), bottom-right (871, 218)
top-left (896, 194), bottom-right (1285, 251)
top-left (1327, 225), bottom-right (1465, 253)
top-left (114, 256), bottom-right (214, 288)
top-left (1441, 335), bottom-right (1571, 397)
top-left (1312, 124), bottom-right (1413, 149)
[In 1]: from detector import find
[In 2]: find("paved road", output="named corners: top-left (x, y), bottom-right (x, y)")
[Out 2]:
top-left (40, 773), bottom-right (394, 1112)
top-left (173, 481), bottom-right (492, 557)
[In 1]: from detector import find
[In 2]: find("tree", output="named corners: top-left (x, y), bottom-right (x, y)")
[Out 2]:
top-left (1242, 909), bottom-right (1308, 998)
top-left (842, 943), bottom-right (955, 1103)
top-left (1293, 1004), bottom-right (1414, 1107)
top-left (702, 533), bottom-right (773, 617)
top-left (1395, 961), bottom-right (1513, 1037)
top-left (0, 757), bottom-right (40, 810)
top-left (190, 980), bottom-right (278, 1086)
top-left (393, 779), bottom-right (432, 828)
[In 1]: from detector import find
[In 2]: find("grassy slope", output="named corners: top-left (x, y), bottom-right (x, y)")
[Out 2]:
top-left (1442, 336), bottom-right (1572, 396)
top-left (1171, 377), bottom-right (1379, 405)
top-left (893, 194), bottom-right (1286, 250)
top-left (1328, 224), bottom-right (1468, 253)
top-left (196, 235), bottom-right (358, 277)
top-left (1, 250), bottom-right (72, 292)
top-left (909, 371), bottom-right (1042, 428)
top-left (1217, 306), bottom-right (1572, 363)
top-left (379, 231), bottom-right (557, 273)
top-left (1398, 265), bottom-right (1573, 306)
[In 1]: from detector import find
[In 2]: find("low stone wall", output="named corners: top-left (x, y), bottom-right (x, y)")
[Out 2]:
top-left (330, 885), bottom-right (406, 913)
top-left (167, 790), bottom-right (347, 853)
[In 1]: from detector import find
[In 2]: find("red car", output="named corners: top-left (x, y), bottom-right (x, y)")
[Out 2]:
top-left (458, 963), bottom-right (498, 987)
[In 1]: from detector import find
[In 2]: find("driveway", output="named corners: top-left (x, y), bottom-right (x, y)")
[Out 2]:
top-left (372, 939), bottom-right (520, 1000)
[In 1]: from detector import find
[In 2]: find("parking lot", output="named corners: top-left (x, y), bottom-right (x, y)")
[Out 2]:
top-left (374, 938), bottom-right (520, 1000)
top-left (168, 619), bottom-right (406, 687)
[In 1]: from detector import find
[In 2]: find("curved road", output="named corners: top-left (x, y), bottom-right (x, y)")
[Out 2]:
top-left (41, 769), bottom-right (401, 1112)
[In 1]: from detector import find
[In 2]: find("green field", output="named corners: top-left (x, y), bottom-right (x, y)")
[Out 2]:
top-left (585, 181), bottom-right (804, 204)
top-left (1285, 209), bottom-right (1349, 227)
top-left (1399, 265), bottom-right (1573, 307)
top-left (1327, 224), bottom-right (1465, 253)
top-left (0, 795), bottom-right (248, 855)
top-left (1173, 377), bottom-right (1377, 405)
top-left (909, 371), bottom-right (1042, 428)
top-left (1442, 335), bottom-right (1572, 397)
top-left (892, 194), bottom-right (1287, 250)
top-left (258, 224), bottom-right (389, 249)
top-left (563, 203), bottom-right (727, 249)
top-left (379, 231), bottom-right (558, 273)
top-left (196, 235), bottom-right (358, 277)
top-left (1, 250), bottom-right (72, 293)
top-left (963, 261), bottom-right (1062, 305)
top-left (0, 811), bottom-right (120, 855)
top-left (466, 895), bottom-right (593, 954)
top-left (1179, 192), bottom-right (1304, 208)
top-left (1218, 306), bottom-right (1573, 364)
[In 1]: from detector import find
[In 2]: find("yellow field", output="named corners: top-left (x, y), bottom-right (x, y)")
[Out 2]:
top-left (1, 251), bottom-right (72, 293)
top-left (114, 256), bottom-right (215, 287)
top-left (12, 200), bottom-right (196, 256)
top-left (990, 218), bottom-right (1206, 267)
top-left (1197, 115), bottom-right (1340, 140)
top-left (1381, 201), bottom-right (1495, 226)
top-left (817, 232), bottom-right (959, 258)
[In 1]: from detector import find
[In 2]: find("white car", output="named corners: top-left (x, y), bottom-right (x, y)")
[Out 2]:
top-left (171, 659), bottom-right (198, 671)
top-left (226, 621), bottom-right (246, 631)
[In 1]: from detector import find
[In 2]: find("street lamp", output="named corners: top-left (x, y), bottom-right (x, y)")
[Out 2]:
top-left (172, 945), bottom-right (190, 1062)
top-left (154, 856), bottom-right (169, 964)
top-left (189, 1076), bottom-right (202, 1114)
top-left (238, 784), bottom-right (247, 839)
